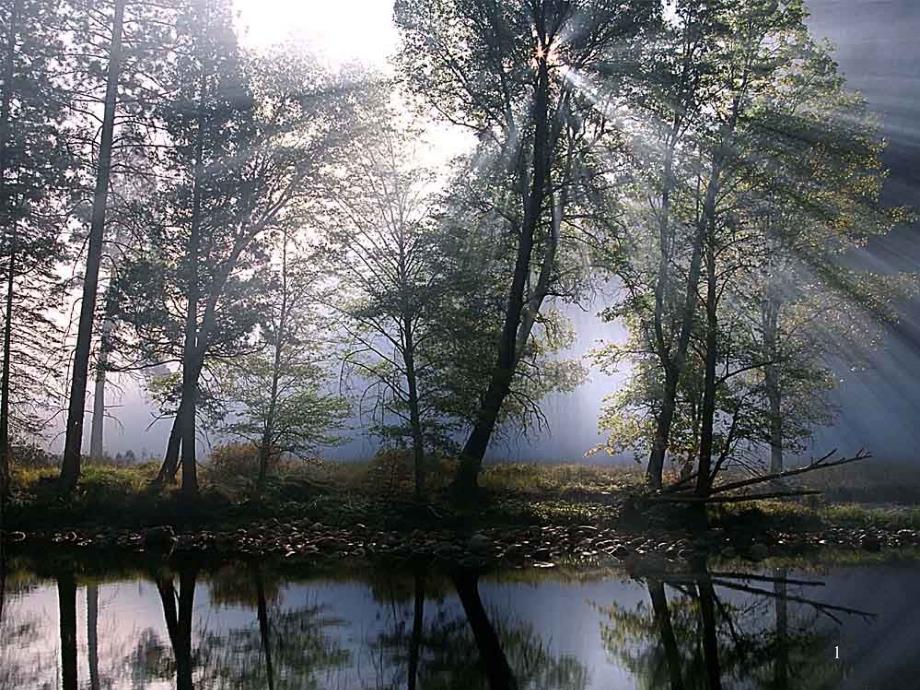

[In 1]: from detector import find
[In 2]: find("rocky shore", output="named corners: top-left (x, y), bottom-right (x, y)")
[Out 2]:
top-left (4, 519), bottom-right (919, 568)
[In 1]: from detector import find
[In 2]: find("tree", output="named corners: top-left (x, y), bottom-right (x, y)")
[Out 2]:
top-left (594, 0), bottom-right (903, 493)
top-left (395, 0), bottom-right (658, 498)
top-left (118, 37), bottom-right (362, 499)
top-left (60, 0), bottom-right (177, 492)
top-left (0, 0), bottom-right (75, 496)
top-left (216, 232), bottom-right (347, 490)
top-left (328, 115), bottom-right (455, 499)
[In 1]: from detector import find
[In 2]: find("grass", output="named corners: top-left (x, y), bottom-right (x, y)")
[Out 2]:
top-left (3, 453), bottom-right (919, 537)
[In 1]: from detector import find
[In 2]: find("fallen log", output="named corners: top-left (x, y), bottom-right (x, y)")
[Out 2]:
top-left (651, 489), bottom-right (822, 504)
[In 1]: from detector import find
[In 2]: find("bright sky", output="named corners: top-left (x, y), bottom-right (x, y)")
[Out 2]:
top-left (233, 0), bottom-right (398, 68)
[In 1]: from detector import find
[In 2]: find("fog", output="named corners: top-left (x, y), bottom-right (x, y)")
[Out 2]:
top-left (71, 0), bottom-right (920, 465)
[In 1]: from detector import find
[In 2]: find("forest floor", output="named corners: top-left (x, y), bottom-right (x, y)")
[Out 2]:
top-left (3, 457), bottom-right (920, 568)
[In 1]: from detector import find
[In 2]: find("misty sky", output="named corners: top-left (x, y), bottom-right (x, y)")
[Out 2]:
top-left (87, 0), bottom-right (920, 464)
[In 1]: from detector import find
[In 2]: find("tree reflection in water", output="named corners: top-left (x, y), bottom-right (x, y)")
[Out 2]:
top-left (0, 553), bottom-right (891, 689)
top-left (599, 558), bottom-right (873, 689)
top-left (368, 564), bottom-right (588, 690)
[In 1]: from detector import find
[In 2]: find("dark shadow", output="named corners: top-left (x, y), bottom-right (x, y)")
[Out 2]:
top-left (452, 569), bottom-right (518, 690)
top-left (57, 568), bottom-right (78, 690)
top-left (407, 566), bottom-right (425, 690)
top-left (253, 565), bottom-right (275, 690)
top-left (87, 584), bottom-right (100, 690)
top-left (157, 563), bottom-right (198, 690)
top-left (648, 579), bottom-right (685, 690)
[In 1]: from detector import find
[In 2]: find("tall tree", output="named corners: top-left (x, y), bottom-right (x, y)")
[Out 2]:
top-left (114, 38), bottom-right (361, 498)
top-left (60, 0), bottom-right (176, 491)
top-left (59, 0), bottom-right (126, 491)
top-left (395, 0), bottom-right (657, 497)
top-left (0, 0), bottom-right (74, 495)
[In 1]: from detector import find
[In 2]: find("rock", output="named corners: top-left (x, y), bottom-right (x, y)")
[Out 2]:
top-left (612, 545), bottom-right (630, 558)
top-left (142, 526), bottom-right (177, 550)
top-left (7, 530), bottom-right (26, 543)
top-left (468, 533), bottom-right (491, 553)
top-left (860, 534), bottom-right (881, 552)
top-left (532, 547), bottom-right (553, 560)
top-left (748, 543), bottom-right (769, 560)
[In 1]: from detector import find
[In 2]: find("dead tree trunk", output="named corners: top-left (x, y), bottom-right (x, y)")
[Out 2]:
top-left (60, 0), bottom-right (126, 492)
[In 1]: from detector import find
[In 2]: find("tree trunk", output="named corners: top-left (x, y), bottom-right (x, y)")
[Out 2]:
top-left (0, 250), bottom-right (13, 498)
top-left (646, 113), bottom-right (683, 490)
top-left (87, 584), bottom-right (101, 690)
top-left (648, 580), bottom-right (684, 690)
top-left (90, 296), bottom-right (115, 461)
top-left (453, 570), bottom-right (517, 690)
top-left (648, 207), bottom-right (709, 490)
top-left (763, 292), bottom-right (783, 473)
top-left (258, 237), bottom-right (289, 492)
top-left (407, 567), bottom-right (426, 690)
top-left (156, 407), bottom-right (184, 484)
top-left (0, 0), bottom-right (21, 499)
top-left (452, 28), bottom-right (553, 499)
top-left (696, 237), bottom-right (718, 497)
top-left (60, 0), bottom-right (126, 492)
top-left (178, 65), bottom-right (209, 502)
top-left (58, 570), bottom-right (79, 690)
top-left (254, 568), bottom-right (275, 690)
top-left (402, 316), bottom-right (425, 501)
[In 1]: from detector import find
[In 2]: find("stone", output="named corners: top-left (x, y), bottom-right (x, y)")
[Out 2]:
top-left (468, 533), bottom-right (491, 553)
top-left (860, 534), bottom-right (881, 552)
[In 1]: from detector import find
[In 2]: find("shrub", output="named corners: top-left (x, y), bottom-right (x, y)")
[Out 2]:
top-left (207, 442), bottom-right (265, 484)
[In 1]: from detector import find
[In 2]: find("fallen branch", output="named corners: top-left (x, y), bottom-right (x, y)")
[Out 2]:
top-left (651, 489), bottom-right (822, 504)
top-left (706, 449), bottom-right (869, 496)
top-left (658, 449), bottom-right (869, 501)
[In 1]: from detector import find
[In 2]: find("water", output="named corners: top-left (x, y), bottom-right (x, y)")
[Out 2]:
top-left (1, 550), bottom-right (918, 689)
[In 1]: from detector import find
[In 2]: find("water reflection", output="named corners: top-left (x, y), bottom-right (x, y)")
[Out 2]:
top-left (0, 550), bottom-right (916, 689)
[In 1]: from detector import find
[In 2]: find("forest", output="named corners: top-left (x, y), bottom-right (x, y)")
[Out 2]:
top-left (3, 1), bottom-right (920, 688)
top-left (0, 0), bottom-right (915, 524)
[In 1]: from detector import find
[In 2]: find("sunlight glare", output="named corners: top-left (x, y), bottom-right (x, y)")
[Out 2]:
top-left (233, 0), bottom-right (397, 68)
